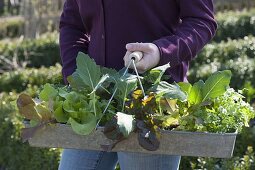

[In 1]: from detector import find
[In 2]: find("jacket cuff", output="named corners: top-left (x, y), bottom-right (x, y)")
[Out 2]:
top-left (153, 38), bottom-right (180, 68)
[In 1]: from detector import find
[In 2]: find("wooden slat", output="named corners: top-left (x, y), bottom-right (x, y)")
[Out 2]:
top-left (28, 124), bottom-right (237, 158)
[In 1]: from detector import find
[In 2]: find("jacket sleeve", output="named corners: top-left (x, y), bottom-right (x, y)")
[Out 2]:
top-left (153, 0), bottom-right (217, 68)
top-left (59, 0), bottom-right (89, 83)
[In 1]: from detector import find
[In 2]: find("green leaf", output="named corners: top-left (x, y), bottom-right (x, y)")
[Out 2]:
top-left (188, 80), bottom-right (204, 104)
top-left (178, 82), bottom-right (192, 95)
top-left (54, 106), bottom-right (67, 123)
top-left (62, 99), bottom-right (73, 112)
top-left (67, 72), bottom-right (86, 90)
top-left (58, 88), bottom-right (69, 99)
top-left (63, 100), bottom-right (83, 115)
top-left (159, 98), bottom-right (178, 114)
top-left (150, 81), bottom-right (187, 101)
top-left (76, 52), bottom-right (101, 91)
top-left (88, 94), bottom-right (102, 118)
top-left (116, 112), bottom-right (135, 137)
top-left (76, 52), bottom-right (103, 116)
top-left (202, 70), bottom-right (232, 102)
top-left (65, 91), bottom-right (83, 102)
top-left (17, 93), bottom-right (42, 121)
top-left (116, 74), bottom-right (137, 111)
top-left (79, 109), bottom-right (95, 123)
top-left (61, 91), bottom-right (89, 115)
top-left (34, 103), bottom-right (53, 121)
top-left (69, 112), bottom-right (97, 135)
top-left (144, 63), bottom-right (170, 84)
top-left (30, 120), bottom-right (39, 127)
top-left (101, 67), bottom-right (118, 76)
top-left (39, 83), bottom-right (58, 101)
top-left (161, 116), bottom-right (179, 128)
top-left (53, 101), bottom-right (69, 123)
top-left (90, 74), bottom-right (109, 94)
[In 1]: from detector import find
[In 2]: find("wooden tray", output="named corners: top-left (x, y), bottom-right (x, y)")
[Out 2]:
top-left (25, 123), bottom-right (237, 158)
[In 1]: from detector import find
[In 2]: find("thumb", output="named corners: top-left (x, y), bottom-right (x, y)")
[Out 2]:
top-left (126, 43), bottom-right (148, 52)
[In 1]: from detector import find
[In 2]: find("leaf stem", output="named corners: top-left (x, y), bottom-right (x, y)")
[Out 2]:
top-left (96, 60), bottom-right (133, 128)
top-left (93, 93), bottom-right (97, 116)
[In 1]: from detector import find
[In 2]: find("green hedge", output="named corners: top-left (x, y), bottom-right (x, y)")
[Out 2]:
top-left (0, 32), bottom-right (60, 69)
top-left (0, 64), bottom-right (63, 169)
top-left (214, 9), bottom-right (255, 41)
top-left (0, 9), bottom-right (254, 70)
top-left (0, 92), bottom-right (61, 170)
top-left (1, 8), bottom-right (254, 42)
top-left (214, 0), bottom-right (255, 12)
top-left (0, 64), bottom-right (63, 93)
top-left (0, 16), bottom-right (24, 39)
top-left (189, 36), bottom-right (255, 90)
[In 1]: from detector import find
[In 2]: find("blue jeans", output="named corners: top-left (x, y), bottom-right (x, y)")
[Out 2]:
top-left (58, 149), bottom-right (180, 170)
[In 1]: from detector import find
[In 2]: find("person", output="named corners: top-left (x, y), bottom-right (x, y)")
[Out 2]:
top-left (58, 0), bottom-right (217, 170)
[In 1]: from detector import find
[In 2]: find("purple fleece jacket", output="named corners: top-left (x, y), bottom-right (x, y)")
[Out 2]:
top-left (59, 0), bottom-right (217, 83)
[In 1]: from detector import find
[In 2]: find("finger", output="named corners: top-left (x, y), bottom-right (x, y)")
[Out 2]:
top-left (132, 52), bottom-right (156, 72)
top-left (134, 59), bottom-right (149, 73)
top-left (126, 43), bottom-right (150, 52)
top-left (123, 51), bottom-right (132, 67)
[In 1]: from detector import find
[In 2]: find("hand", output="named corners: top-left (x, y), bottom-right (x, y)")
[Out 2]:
top-left (123, 43), bottom-right (160, 73)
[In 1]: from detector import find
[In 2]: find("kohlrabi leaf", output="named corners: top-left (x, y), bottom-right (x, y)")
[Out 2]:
top-left (39, 83), bottom-right (58, 101)
top-left (144, 63), bottom-right (170, 84)
top-left (90, 74), bottom-right (109, 94)
top-left (88, 94), bottom-right (102, 118)
top-left (188, 80), bottom-right (204, 105)
top-left (101, 67), bottom-right (118, 76)
top-left (67, 72), bottom-right (85, 90)
top-left (76, 52), bottom-right (101, 91)
top-left (76, 52), bottom-right (103, 116)
top-left (150, 81), bottom-right (187, 101)
top-left (68, 112), bottom-right (97, 135)
top-left (116, 112), bottom-right (135, 138)
top-left (201, 70), bottom-right (232, 102)
top-left (116, 74), bottom-right (137, 111)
